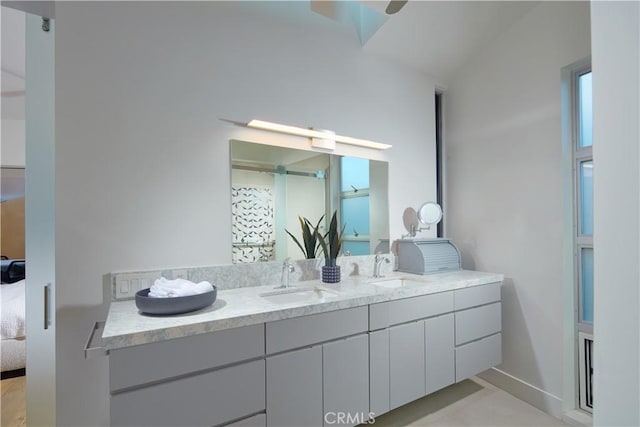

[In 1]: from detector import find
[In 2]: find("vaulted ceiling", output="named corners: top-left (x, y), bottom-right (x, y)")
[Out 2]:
top-left (363, 1), bottom-right (539, 83)
top-left (1, 1), bottom-right (540, 120)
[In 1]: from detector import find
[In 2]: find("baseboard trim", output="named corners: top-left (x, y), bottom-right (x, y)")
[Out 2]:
top-left (562, 409), bottom-right (593, 427)
top-left (478, 367), bottom-right (563, 419)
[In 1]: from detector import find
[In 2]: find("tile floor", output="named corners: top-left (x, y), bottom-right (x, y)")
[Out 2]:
top-left (1, 375), bottom-right (568, 426)
top-left (373, 377), bottom-right (568, 426)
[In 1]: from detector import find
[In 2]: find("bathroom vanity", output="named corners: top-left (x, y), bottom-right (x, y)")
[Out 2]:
top-left (101, 270), bottom-right (503, 427)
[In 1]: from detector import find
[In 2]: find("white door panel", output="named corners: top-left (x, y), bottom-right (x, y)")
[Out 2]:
top-left (25, 13), bottom-right (56, 426)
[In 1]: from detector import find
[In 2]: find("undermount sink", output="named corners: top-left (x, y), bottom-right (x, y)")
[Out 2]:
top-left (370, 278), bottom-right (430, 289)
top-left (260, 287), bottom-right (340, 305)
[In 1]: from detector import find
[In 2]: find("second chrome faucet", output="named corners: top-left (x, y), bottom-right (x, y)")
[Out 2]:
top-left (278, 257), bottom-right (296, 288)
top-left (373, 252), bottom-right (391, 278)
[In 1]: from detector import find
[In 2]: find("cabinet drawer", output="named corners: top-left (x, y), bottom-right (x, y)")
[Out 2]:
top-left (454, 282), bottom-right (501, 310)
top-left (110, 324), bottom-right (264, 392)
top-left (266, 306), bottom-right (368, 354)
top-left (111, 359), bottom-right (265, 427)
top-left (370, 291), bottom-right (453, 330)
top-left (455, 302), bottom-right (501, 345)
top-left (455, 333), bottom-right (502, 382)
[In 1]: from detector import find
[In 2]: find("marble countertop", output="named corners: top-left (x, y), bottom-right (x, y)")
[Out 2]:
top-left (102, 270), bottom-right (503, 350)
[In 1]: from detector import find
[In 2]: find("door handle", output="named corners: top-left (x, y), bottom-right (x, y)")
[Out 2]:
top-left (44, 284), bottom-right (50, 329)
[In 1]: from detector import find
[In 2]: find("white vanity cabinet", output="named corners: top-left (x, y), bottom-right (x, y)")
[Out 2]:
top-left (369, 291), bottom-right (454, 412)
top-left (370, 313), bottom-right (456, 403)
top-left (265, 306), bottom-right (370, 427)
top-left (453, 283), bottom-right (502, 382)
top-left (106, 280), bottom-right (502, 426)
top-left (109, 324), bottom-right (266, 427)
top-left (368, 282), bottom-right (501, 418)
top-left (265, 335), bottom-right (370, 427)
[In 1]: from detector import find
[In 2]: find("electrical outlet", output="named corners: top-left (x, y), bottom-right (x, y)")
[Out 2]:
top-left (172, 269), bottom-right (189, 280)
top-left (115, 272), bottom-right (161, 299)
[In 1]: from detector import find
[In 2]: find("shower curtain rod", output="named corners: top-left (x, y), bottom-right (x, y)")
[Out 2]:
top-left (232, 164), bottom-right (325, 179)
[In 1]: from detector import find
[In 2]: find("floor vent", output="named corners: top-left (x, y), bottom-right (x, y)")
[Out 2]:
top-left (578, 332), bottom-right (594, 413)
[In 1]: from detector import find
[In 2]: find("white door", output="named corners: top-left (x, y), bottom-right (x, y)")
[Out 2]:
top-left (25, 13), bottom-right (56, 426)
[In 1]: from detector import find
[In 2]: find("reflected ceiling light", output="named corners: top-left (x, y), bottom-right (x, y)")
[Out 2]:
top-left (246, 119), bottom-right (392, 150)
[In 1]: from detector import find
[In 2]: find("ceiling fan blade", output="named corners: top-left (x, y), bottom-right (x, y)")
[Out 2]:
top-left (310, 0), bottom-right (337, 20)
top-left (385, 0), bottom-right (408, 15)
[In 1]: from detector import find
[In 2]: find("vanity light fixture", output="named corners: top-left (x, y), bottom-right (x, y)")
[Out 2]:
top-left (246, 119), bottom-right (392, 150)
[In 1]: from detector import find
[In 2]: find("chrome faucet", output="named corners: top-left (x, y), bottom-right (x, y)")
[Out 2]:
top-left (278, 257), bottom-right (295, 288)
top-left (373, 252), bottom-right (390, 278)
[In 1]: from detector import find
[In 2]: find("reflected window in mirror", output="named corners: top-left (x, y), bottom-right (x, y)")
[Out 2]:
top-left (340, 157), bottom-right (370, 256)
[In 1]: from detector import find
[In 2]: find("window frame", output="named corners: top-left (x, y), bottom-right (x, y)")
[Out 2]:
top-left (572, 65), bottom-right (593, 334)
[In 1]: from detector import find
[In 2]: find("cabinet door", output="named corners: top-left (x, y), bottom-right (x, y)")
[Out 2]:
top-left (323, 334), bottom-right (369, 427)
top-left (425, 313), bottom-right (455, 394)
top-left (389, 321), bottom-right (426, 409)
top-left (266, 346), bottom-right (323, 427)
top-left (369, 330), bottom-right (390, 417)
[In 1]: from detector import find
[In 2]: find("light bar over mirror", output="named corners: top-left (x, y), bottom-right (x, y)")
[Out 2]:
top-left (247, 119), bottom-right (392, 150)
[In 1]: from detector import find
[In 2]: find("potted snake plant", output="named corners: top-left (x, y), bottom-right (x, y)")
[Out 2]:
top-left (317, 211), bottom-right (345, 283)
top-left (285, 215), bottom-right (324, 259)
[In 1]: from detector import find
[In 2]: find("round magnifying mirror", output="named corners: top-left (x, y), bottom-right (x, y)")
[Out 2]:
top-left (417, 202), bottom-right (442, 225)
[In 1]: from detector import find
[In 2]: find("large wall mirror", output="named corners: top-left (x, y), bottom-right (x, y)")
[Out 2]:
top-left (230, 140), bottom-right (389, 263)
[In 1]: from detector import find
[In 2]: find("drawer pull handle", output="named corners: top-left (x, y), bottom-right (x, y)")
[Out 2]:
top-left (84, 321), bottom-right (109, 359)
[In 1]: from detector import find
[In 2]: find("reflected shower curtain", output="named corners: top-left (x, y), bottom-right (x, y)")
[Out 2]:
top-left (231, 186), bottom-right (275, 263)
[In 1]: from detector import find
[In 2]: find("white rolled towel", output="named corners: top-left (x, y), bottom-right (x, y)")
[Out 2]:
top-left (148, 277), bottom-right (214, 298)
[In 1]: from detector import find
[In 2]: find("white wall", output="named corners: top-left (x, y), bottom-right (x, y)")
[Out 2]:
top-left (53, 2), bottom-right (436, 425)
top-left (591, 2), bottom-right (640, 425)
top-left (445, 1), bottom-right (590, 417)
top-left (1, 119), bottom-right (25, 167)
top-left (1, 6), bottom-right (26, 169)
